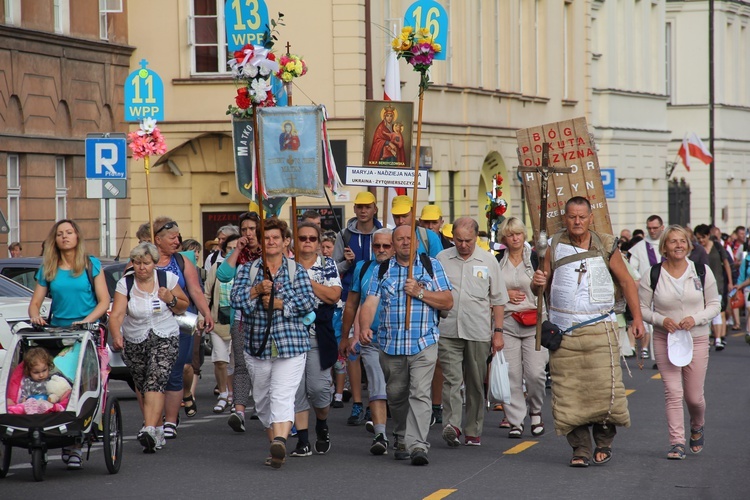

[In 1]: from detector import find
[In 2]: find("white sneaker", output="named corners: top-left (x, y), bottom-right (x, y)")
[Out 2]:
top-left (138, 426), bottom-right (157, 453)
top-left (155, 426), bottom-right (166, 450)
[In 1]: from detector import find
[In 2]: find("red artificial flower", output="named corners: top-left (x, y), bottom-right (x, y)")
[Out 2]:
top-left (234, 44), bottom-right (254, 62)
top-left (235, 87), bottom-right (251, 109)
top-left (267, 53), bottom-right (276, 61)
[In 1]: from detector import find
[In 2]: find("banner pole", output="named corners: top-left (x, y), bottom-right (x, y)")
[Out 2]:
top-left (253, 104), bottom-right (268, 278)
top-left (404, 89), bottom-right (425, 326)
top-left (144, 155), bottom-right (155, 242)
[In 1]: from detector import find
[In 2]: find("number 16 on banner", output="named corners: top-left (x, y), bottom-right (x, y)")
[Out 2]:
top-left (404, 0), bottom-right (448, 61)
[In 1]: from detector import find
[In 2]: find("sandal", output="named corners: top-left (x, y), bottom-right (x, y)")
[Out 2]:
top-left (213, 396), bottom-right (229, 414)
top-left (66, 450), bottom-right (83, 470)
top-left (508, 425), bottom-right (523, 439)
top-left (569, 456), bottom-right (590, 468)
top-left (183, 394), bottom-right (198, 417)
top-left (530, 412), bottom-right (544, 437)
top-left (498, 417), bottom-right (511, 429)
top-left (164, 422), bottom-right (178, 439)
top-left (667, 443), bottom-right (686, 460)
top-left (593, 446), bottom-right (612, 465)
top-left (214, 385), bottom-right (220, 396)
top-left (689, 426), bottom-right (704, 454)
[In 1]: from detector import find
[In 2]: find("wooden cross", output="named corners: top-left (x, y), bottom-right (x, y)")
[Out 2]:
top-left (517, 142), bottom-right (573, 351)
top-left (575, 261), bottom-right (587, 284)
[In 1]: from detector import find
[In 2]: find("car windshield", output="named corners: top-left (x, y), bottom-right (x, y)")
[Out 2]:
top-left (0, 275), bottom-right (34, 298)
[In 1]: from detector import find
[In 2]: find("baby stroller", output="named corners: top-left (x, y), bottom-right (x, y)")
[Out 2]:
top-left (0, 322), bottom-right (123, 481)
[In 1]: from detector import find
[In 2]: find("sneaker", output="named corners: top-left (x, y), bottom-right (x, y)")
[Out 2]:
top-left (442, 424), bottom-right (461, 447)
top-left (370, 433), bottom-right (389, 455)
top-left (394, 443), bottom-right (410, 460)
top-left (314, 428), bottom-right (331, 455)
top-left (155, 427), bottom-right (166, 450)
top-left (66, 450), bottom-right (83, 470)
top-left (347, 404), bottom-right (366, 426)
top-left (365, 420), bottom-right (375, 434)
top-left (290, 442), bottom-right (312, 457)
top-left (410, 447), bottom-right (429, 466)
top-left (465, 436), bottom-right (481, 446)
top-left (364, 406), bottom-right (372, 421)
top-left (228, 412), bottom-right (245, 433)
top-left (430, 406), bottom-right (443, 426)
top-left (269, 440), bottom-right (286, 469)
top-left (332, 400), bottom-right (344, 409)
top-left (342, 388), bottom-right (352, 402)
top-left (138, 426), bottom-right (157, 454)
top-left (641, 348), bottom-right (650, 358)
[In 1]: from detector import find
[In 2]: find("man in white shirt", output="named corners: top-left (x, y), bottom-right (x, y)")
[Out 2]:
top-left (626, 215), bottom-right (664, 358)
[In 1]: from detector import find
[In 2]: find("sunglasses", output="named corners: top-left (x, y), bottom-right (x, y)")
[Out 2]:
top-left (299, 235), bottom-right (319, 243)
top-left (240, 211), bottom-right (260, 221)
top-left (155, 221), bottom-right (178, 235)
top-left (373, 243), bottom-right (392, 249)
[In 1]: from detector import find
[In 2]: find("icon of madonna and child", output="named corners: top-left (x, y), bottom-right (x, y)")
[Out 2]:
top-left (364, 101), bottom-right (413, 168)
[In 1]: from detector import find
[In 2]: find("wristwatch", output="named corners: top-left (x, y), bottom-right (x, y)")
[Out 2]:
top-left (417, 290), bottom-right (424, 300)
top-left (167, 296), bottom-right (178, 308)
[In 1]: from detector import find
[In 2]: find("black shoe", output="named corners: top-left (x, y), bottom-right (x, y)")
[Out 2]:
top-left (290, 442), bottom-right (312, 457)
top-left (370, 433), bottom-right (389, 456)
top-left (394, 445), bottom-right (410, 461)
top-left (314, 428), bottom-right (331, 455)
top-left (342, 388), bottom-right (352, 402)
top-left (228, 412), bottom-right (245, 433)
top-left (411, 447), bottom-right (429, 466)
top-left (431, 406), bottom-right (443, 426)
top-left (332, 400), bottom-right (344, 409)
top-left (347, 404), bottom-right (366, 425)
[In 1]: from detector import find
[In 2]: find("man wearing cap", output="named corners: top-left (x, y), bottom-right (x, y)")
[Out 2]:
top-left (204, 225), bottom-right (240, 273)
top-left (419, 205), bottom-right (453, 249)
top-left (392, 196), bottom-right (443, 259)
top-left (437, 217), bottom-right (507, 447)
top-left (333, 190), bottom-right (382, 425)
top-left (359, 224), bottom-right (454, 465)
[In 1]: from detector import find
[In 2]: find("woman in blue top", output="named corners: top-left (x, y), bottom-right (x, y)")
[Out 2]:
top-left (27, 219), bottom-right (111, 470)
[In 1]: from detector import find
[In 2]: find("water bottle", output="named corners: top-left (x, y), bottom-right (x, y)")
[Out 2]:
top-left (302, 311), bottom-right (316, 326)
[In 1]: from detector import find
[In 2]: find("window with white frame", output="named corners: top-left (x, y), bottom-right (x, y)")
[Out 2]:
top-left (4, 0), bottom-right (20, 25)
top-left (189, 0), bottom-right (229, 74)
top-left (7, 155), bottom-right (20, 244)
top-left (54, 0), bottom-right (70, 35)
top-left (99, 0), bottom-right (122, 40)
top-left (55, 157), bottom-right (67, 220)
top-left (665, 21), bottom-right (672, 103)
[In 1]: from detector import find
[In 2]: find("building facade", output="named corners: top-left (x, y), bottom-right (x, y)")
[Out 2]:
top-left (0, 0), bottom-right (132, 257)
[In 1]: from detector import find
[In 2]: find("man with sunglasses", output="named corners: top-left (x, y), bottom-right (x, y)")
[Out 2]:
top-left (332, 191), bottom-right (382, 425)
top-left (339, 228), bottom-right (395, 455)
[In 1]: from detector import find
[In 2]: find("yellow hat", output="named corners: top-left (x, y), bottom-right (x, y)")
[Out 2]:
top-left (354, 191), bottom-right (376, 205)
top-left (441, 223), bottom-right (453, 239)
top-left (391, 195), bottom-right (413, 215)
top-left (420, 205), bottom-right (442, 221)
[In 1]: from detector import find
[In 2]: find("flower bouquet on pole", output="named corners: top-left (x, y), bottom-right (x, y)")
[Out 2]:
top-left (127, 117), bottom-right (167, 241)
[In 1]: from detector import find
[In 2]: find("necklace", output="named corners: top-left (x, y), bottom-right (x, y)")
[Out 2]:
top-left (571, 242), bottom-right (588, 285)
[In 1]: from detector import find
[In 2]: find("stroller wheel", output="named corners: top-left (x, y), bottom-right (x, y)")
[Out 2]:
top-left (103, 396), bottom-right (123, 474)
top-left (31, 448), bottom-right (46, 482)
top-left (0, 442), bottom-right (11, 478)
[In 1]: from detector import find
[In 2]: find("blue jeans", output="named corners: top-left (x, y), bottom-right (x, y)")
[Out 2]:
top-left (166, 332), bottom-right (194, 391)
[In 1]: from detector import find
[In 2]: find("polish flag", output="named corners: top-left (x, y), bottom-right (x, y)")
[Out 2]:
top-left (383, 46), bottom-right (405, 201)
top-left (678, 133), bottom-right (713, 171)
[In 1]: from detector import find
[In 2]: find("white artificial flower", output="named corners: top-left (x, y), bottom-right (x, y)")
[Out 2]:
top-left (243, 64), bottom-right (259, 78)
top-left (138, 117), bottom-right (157, 136)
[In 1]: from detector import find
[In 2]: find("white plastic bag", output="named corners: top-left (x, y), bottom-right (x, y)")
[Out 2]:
top-left (489, 351), bottom-right (511, 405)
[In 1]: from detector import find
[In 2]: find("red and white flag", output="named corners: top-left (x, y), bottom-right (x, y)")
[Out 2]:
top-left (384, 44), bottom-right (405, 206)
top-left (678, 132), bottom-right (713, 171)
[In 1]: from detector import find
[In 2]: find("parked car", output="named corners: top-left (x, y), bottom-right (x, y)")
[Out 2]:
top-left (0, 275), bottom-right (51, 369)
top-left (0, 257), bottom-right (133, 390)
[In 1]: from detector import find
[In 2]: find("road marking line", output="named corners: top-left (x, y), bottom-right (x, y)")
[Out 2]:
top-left (504, 441), bottom-right (538, 454)
top-left (731, 332), bottom-right (744, 337)
top-left (625, 389), bottom-right (636, 396)
top-left (423, 489), bottom-right (457, 500)
top-left (651, 373), bottom-right (662, 380)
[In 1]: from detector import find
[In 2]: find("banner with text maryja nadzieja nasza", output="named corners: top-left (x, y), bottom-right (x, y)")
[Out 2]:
top-left (516, 117), bottom-right (612, 241)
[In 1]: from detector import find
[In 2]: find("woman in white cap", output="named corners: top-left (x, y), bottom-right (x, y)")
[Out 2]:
top-left (638, 225), bottom-right (721, 460)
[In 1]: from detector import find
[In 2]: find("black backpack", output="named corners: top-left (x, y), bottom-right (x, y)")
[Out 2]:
top-left (125, 269), bottom-right (168, 301)
top-left (650, 262), bottom-right (706, 305)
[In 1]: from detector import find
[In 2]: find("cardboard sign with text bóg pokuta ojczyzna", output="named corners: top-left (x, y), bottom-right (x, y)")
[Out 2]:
top-left (516, 117), bottom-right (612, 242)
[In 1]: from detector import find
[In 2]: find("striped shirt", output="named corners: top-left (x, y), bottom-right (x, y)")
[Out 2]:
top-left (367, 255), bottom-right (452, 356)
top-left (230, 257), bottom-right (316, 359)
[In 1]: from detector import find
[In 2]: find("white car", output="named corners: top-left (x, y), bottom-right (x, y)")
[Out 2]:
top-left (0, 276), bottom-right (51, 369)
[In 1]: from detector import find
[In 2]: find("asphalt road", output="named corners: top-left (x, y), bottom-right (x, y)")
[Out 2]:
top-left (2, 332), bottom-right (749, 499)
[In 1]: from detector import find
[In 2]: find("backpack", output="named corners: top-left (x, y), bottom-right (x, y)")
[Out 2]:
top-left (84, 257), bottom-right (109, 324)
top-left (206, 250), bottom-right (221, 269)
top-left (377, 253), bottom-right (434, 282)
top-left (416, 227), bottom-right (430, 256)
top-left (125, 269), bottom-right (168, 301)
top-left (495, 248), bottom-right (539, 271)
top-left (650, 262), bottom-right (706, 305)
top-left (248, 258), bottom-right (297, 287)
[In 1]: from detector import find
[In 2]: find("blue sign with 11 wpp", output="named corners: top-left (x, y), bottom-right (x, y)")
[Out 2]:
top-left (124, 59), bottom-right (164, 122)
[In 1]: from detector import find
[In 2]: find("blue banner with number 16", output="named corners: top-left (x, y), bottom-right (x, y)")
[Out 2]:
top-left (404, 0), bottom-right (448, 61)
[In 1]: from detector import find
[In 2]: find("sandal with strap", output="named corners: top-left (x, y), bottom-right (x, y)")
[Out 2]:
top-left (667, 443), bottom-right (686, 460)
top-left (164, 422), bottom-right (178, 439)
top-left (183, 394), bottom-right (198, 417)
top-left (213, 396), bottom-right (229, 414)
top-left (689, 426), bottom-right (704, 454)
top-left (508, 425), bottom-right (524, 439)
top-left (593, 446), bottom-right (612, 465)
top-left (498, 417), bottom-right (511, 429)
top-left (569, 456), bottom-right (590, 468)
top-left (530, 412), bottom-right (545, 437)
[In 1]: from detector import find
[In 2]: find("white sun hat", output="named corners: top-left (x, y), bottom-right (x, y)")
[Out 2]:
top-left (668, 329), bottom-right (694, 367)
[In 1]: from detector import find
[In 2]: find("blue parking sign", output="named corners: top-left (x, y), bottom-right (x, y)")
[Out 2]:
top-left (601, 168), bottom-right (616, 199)
top-left (86, 138), bottom-right (127, 179)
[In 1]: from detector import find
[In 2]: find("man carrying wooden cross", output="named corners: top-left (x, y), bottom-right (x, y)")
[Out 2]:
top-left (532, 196), bottom-right (644, 467)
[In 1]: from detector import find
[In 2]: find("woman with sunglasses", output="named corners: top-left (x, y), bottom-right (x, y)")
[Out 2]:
top-left (290, 222), bottom-right (342, 457)
top-left (152, 216), bottom-right (214, 438)
top-left (216, 211), bottom-right (262, 429)
top-left (231, 217), bottom-right (316, 468)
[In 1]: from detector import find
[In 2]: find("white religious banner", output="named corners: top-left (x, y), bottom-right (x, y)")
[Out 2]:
top-left (516, 117), bottom-right (613, 241)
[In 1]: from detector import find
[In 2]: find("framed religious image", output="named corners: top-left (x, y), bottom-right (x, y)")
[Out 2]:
top-left (363, 100), bottom-right (414, 169)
